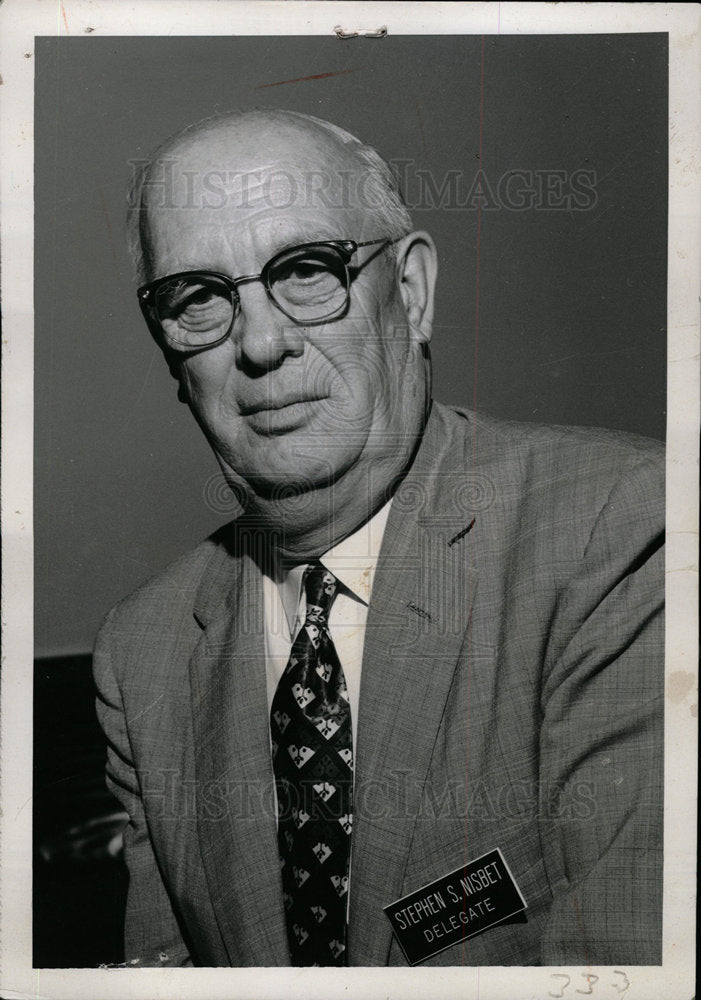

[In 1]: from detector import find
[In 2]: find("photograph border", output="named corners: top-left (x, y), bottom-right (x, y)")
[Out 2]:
top-left (1, 3), bottom-right (698, 998)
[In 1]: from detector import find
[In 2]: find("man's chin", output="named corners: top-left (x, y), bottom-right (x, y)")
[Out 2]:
top-left (218, 453), bottom-right (347, 504)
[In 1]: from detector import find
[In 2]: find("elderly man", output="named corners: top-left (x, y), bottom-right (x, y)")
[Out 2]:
top-left (94, 109), bottom-right (664, 968)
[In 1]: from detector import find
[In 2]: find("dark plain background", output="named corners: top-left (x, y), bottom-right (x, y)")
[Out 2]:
top-left (32, 34), bottom-right (667, 967)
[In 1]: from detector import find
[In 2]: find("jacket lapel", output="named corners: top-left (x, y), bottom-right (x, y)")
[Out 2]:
top-left (189, 539), bottom-right (289, 966)
top-left (348, 407), bottom-right (479, 965)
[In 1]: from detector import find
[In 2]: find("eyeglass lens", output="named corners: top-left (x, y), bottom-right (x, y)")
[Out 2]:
top-left (156, 275), bottom-right (233, 349)
top-left (154, 244), bottom-right (350, 349)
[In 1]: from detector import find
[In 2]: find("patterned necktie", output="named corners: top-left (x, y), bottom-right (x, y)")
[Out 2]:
top-left (270, 563), bottom-right (353, 966)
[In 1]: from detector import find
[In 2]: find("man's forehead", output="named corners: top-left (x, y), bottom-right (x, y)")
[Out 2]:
top-left (145, 115), bottom-right (360, 200)
top-left (139, 115), bottom-right (387, 273)
top-left (144, 181), bottom-right (367, 276)
top-left (142, 162), bottom-right (369, 228)
top-left (142, 164), bottom-right (377, 270)
top-left (147, 206), bottom-right (355, 269)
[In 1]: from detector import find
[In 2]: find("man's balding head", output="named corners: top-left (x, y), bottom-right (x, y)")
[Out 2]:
top-left (128, 110), bottom-right (413, 284)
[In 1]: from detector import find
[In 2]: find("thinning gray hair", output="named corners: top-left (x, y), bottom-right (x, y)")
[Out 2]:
top-left (126, 109), bottom-right (414, 284)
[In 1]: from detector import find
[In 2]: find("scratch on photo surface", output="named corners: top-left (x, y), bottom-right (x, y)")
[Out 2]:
top-left (119, 351), bottom-right (157, 431)
top-left (541, 346), bottom-right (638, 367)
top-left (448, 519), bottom-right (476, 547)
top-left (98, 186), bottom-right (119, 269)
top-left (256, 69), bottom-right (360, 89)
top-left (130, 692), bottom-right (165, 722)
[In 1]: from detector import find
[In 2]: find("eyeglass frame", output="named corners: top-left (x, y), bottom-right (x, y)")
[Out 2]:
top-left (137, 236), bottom-right (396, 352)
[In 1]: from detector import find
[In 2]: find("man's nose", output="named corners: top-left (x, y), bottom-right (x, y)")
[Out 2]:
top-left (233, 283), bottom-right (305, 371)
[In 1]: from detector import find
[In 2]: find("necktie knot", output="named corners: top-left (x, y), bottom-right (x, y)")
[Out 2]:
top-left (304, 563), bottom-right (338, 624)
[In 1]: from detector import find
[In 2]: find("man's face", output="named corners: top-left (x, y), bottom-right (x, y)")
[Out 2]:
top-left (143, 121), bottom-right (431, 501)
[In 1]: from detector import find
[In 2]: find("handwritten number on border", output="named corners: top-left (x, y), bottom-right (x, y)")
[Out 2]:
top-left (611, 971), bottom-right (630, 995)
top-left (549, 974), bottom-right (570, 998)
top-left (550, 971), bottom-right (630, 997)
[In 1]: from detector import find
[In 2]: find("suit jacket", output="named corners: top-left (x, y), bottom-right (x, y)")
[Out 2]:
top-left (93, 402), bottom-right (664, 967)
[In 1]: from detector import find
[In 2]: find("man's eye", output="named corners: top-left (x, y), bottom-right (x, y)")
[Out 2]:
top-left (163, 284), bottom-right (206, 309)
top-left (283, 259), bottom-right (332, 283)
top-left (160, 283), bottom-right (222, 317)
top-left (158, 282), bottom-right (232, 336)
top-left (272, 258), bottom-right (344, 309)
top-left (184, 287), bottom-right (218, 306)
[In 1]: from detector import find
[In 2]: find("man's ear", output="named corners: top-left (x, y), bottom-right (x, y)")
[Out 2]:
top-left (394, 231), bottom-right (438, 343)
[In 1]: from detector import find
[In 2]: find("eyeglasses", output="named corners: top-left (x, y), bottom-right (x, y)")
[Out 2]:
top-left (137, 237), bottom-right (393, 352)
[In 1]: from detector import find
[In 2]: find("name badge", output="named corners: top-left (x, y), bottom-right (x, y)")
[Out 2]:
top-left (383, 848), bottom-right (527, 966)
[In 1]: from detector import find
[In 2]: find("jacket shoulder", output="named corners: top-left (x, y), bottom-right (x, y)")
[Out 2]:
top-left (434, 402), bottom-right (664, 490)
top-left (443, 402), bottom-right (664, 462)
top-left (428, 403), bottom-right (664, 544)
top-left (95, 526), bottom-right (231, 642)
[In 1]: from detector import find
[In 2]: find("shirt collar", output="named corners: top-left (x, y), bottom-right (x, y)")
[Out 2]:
top-left (277, 500), bottom-right (393, 634)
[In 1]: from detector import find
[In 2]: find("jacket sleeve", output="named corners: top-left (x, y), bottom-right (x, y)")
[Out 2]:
top-left (538, 453), bottom-right (664, 965)
top-left (93, 613), bottom-right (194, 968)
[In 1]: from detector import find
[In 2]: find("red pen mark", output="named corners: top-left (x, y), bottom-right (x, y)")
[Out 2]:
top-left (473, 35), bottom-right (485, 416)
top-left (255, 68), bottom-right (360, 89)
top-left (572, 893), bottom-right (591, 968)
top-left (60, 1), bottom-right (70, 34)
top-left (464, 40), bottom-right (486, 966)
top-left (414, 103), bottom-right (427, 158)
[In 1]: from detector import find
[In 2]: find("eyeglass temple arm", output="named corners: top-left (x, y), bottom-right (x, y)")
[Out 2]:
top-left (355, 237), bottom-right (400, 250)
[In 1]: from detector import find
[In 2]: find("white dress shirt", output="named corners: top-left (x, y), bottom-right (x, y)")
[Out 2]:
top-left (262, 500), bottom-right (392, 752)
